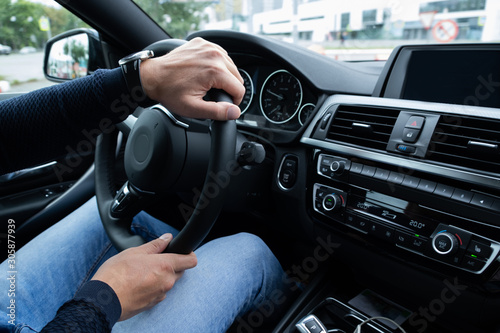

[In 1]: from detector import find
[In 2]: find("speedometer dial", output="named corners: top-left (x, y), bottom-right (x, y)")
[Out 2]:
top-left (260, 70), bottom-right (303, 124)
top-left (238, 69), bottom-right (253, 114)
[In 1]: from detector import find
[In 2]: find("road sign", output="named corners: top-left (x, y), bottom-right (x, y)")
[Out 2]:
top-left (419, 11), bottom-right (437, 30)
top-left (39, 16), bottom-right (50, 32)
top-left (432, 19), bottom-right (459, 43)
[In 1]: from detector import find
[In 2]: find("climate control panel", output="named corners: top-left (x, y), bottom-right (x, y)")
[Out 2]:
top-left (311, 153), bottom-right (500, 275)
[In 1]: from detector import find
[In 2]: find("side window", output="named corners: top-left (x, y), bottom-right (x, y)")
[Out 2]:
top-left (0, 2), bottom-right (88, 94)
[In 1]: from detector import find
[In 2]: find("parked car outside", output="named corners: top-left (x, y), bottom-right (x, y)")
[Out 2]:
top-left (0, 44), bottom-right (12, 55)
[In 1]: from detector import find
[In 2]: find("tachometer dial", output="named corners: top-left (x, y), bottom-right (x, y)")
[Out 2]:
top-left (260, 70), bottom-right (303, 124)
top-left (298, 103), bottom-right (316, 126)
top-left (238, 69), bottom-right (254, 114)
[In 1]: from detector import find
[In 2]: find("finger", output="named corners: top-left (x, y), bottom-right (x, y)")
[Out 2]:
top-left (162, 252), bottom-right (198, 272)
top-left (212, 73), bottom-right (245, 105)
top-left (140, 233), bottom-right (173, 254)
top-left (185, 99), bottom-right (241, 121)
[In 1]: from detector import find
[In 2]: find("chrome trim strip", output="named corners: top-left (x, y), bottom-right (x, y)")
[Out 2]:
top-left (151, 104), bottom-right (189, 129)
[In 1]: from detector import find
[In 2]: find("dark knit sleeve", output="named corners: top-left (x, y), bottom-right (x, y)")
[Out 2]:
top-left (41, 280), bottom-right (122, 333)
top-left (0, 68), bottom-right (134, 175)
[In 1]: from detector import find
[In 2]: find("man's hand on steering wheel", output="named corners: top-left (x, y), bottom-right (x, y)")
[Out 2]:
top-left (140, 37), bottom-right (245, 120)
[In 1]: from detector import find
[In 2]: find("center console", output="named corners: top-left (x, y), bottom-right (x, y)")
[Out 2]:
top-left (276, 43), bottom-right (500, 333)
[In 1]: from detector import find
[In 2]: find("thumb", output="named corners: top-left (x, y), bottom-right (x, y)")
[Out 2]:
top-left (140, 233), bottom-right (172, 254)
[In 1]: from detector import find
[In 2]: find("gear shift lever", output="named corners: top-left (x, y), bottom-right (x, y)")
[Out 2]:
top-left (296, 314), bottom-right (328, 333)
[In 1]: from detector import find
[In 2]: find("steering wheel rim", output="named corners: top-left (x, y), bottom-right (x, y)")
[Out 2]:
top-left (95, 39), bottom-right (237, 254)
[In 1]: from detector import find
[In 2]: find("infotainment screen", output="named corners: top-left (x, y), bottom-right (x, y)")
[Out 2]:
top-left (402, 50), bottom-right (500, 108)
top-left (377, 45), bottom-right (500, 109)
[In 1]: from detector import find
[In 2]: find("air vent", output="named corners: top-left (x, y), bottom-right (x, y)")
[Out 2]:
top-left (427, 116), bottom-right (500, 173)
top-left (327, 105), bottom-right (400, 150)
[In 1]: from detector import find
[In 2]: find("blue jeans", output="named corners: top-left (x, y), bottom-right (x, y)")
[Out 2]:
top-left (0, 198), bottom-right (287, 332)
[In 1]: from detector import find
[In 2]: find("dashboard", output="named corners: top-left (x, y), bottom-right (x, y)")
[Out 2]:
top-left (190, 31), bottom-right (500, 332)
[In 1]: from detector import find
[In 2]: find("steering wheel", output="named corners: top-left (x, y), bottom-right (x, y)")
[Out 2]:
top-left (95, 39), bottom-right (236, 254)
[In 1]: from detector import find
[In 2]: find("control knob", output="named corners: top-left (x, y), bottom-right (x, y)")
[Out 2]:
top-left (323, 193), bottom-right (342, 212)
top-left (432, 232), bottom-right (459, 255)
top-left (330, 160), bottom-right (345, 174)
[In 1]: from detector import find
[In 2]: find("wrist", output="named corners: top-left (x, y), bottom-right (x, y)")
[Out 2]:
top-left (119, 50), bottom-right (157, 107)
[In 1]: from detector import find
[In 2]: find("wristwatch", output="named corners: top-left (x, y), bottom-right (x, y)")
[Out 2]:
top-left (118, 50), bottom-right (156, 107)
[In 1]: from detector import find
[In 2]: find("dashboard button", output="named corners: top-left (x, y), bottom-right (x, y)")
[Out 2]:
top-left (315, 187), bottom-right (328, 199)
top-left (368, 222), bottom-right (394, 242)
top-left (409, 236), bottom-right (427, 252)
top-left (388, 171), bottom-right (404, 184)
top-left (461, 255), bottom-right (486, 271)
top-left (279, 170), bottom-right (296, 188)
top-left (467, 240), bottom-right (492, 259)
top-left (396, 144), bottom-right (416, 154)
top-left (434, 184), bottom-right (454, 198)
top-left (490, 199), bottom-right (500, 212)
top-left (350, 163), bottom-right (363, 174)
top-left (406, 116), bottom-right (425, 130)
top-left (470, 193), bottom-right (494, 209)
top-left (402, 175), bottom-right (420, 188)
top-left (345, 214), bottom-right (356, 225)
top-left (319, 165), bottom-right (331, 176)
top-left (417, 179), bottom-right (437, 193)
top-left (373, 168), bottom-right (389, 181)
top-left (402, 128), bottom-right (420, 143)
top-left (320, 155), bottom-right (335, 166)
top-left (395, 231), bottom-right (413, 248)
top-left (360, 165), bottom-right (376, 177)
top-left (347, 216), bottom-right (369, 232)
top-left (451, 189), bottom-right (473, 204)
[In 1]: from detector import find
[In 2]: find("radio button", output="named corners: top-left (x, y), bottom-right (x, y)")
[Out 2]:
top-left (451, 189), bottom-right (473, 204)
top-left (470, 193), bottom-right (494, 209)
top-left (350, 163), bottom-right (363, 174)
top-left (402, 175), bottom-right (420, 188)
top-left (388, 171), bottom-right (404, 184)
top-left (360, 165), bottom-right (376, 177)
top-left (434, 184), bottom-right (454, 198)
top-left (373, 168), bottom-right (389, 181)
top-left (417, 179), bottom-right (437, 193)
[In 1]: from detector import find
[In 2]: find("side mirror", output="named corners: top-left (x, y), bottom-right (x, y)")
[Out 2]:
top-left (44, 28), bottom-right (105, 82)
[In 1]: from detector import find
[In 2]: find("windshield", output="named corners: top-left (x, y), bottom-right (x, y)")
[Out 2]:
top-left (134, 0), bottom-right (497, 61)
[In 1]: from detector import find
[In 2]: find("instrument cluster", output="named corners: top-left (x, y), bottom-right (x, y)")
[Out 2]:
top-left (234, 55), bottom-right (318, 132)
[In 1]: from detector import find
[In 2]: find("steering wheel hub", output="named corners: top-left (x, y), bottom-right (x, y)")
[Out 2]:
top-left (124, 108), bottom-right (187, 192)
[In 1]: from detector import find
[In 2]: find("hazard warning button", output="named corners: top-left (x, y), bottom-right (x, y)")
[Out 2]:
top-left (405, 116), bottom-right (425, 130)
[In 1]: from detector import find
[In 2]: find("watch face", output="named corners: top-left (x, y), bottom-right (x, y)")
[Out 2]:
top-left (119, 50), bottom-right (154, 65)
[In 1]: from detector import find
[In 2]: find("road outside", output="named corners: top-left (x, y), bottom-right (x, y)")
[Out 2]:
top-left (0, 52), bottom-right (56, 93)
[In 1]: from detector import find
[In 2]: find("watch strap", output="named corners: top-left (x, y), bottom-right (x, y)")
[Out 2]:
top-left (119, 51), bottom-right (156, 108)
